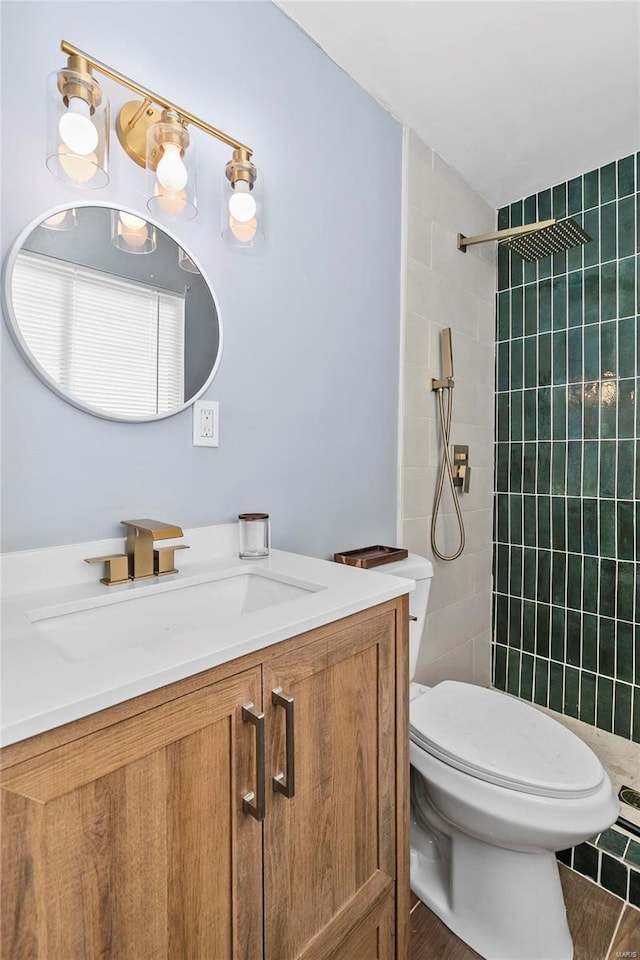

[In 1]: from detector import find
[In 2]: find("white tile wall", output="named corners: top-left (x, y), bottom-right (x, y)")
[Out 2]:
top-left (401, 127), bottom-right (496, 686)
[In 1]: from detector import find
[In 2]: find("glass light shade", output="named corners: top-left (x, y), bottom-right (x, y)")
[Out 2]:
top-left (110, 210), bottom-right (157, 254)
top-left (178, 247), bottom-right (200, 274)
top-left (46, 69), bottom-right (109, 189)
top-left (222, 166), bottom-right (264, 249)
top-left (41, 208), bottom-right (78, 231)
top-left (146, 120), bottom-right (197, 222)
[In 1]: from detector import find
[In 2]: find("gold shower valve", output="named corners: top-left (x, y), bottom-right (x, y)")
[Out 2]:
top-left (452, 446), bottom-right (471, 493)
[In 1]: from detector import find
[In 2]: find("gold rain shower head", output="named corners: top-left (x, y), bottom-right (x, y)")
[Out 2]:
top-left (457, 217), bottom-right (592, 262)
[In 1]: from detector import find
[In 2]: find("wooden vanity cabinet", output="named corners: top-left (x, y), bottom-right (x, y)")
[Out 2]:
top-left (264, 608), bottom-right (400, 960)
top-left (0, 598), bottom-right (409, 960)
top-left (1, 668), bottom-right (263, 960)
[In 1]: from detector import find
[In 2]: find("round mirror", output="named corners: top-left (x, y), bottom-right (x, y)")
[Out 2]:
top-left (2, 203), bottom-right (222, 421)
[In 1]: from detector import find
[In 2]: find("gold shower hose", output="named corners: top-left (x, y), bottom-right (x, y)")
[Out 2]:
top-left (430, 385), bottom-right (465, 561)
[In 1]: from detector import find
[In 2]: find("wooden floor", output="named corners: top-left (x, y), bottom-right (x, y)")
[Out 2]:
top-left (409, 865), bottom-right (640, 960)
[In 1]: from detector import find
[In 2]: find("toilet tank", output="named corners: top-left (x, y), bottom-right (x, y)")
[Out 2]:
top-left (374, 554), bottom-right (433, 681)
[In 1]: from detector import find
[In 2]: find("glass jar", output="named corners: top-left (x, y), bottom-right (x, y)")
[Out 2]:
top-left (238, 513), bottom-right (270, 559)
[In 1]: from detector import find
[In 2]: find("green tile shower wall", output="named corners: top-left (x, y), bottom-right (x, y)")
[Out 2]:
top-left (492, 153), bottom-right (640, 745)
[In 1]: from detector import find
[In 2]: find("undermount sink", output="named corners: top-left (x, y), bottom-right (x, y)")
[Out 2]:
top-left (27, 567), bottom-right (323, 663)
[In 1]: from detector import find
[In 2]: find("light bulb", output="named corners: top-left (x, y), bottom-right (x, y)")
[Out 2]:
top-left (58, 143), bottom-right (98, 183)
top-left (228, 180), bottom-right (257, 223)
top-left (153, 182), bottom-right (188, 218)
top-left (119, 212), bottom-right (147, 232)
top-left (43, 211), bottom-right (67, 228)
top-left (120, 226), bottom-right (148, 250)
top-left (156, 142), bottom-right (188, 192)
top-left (229, 214), bottom-right (257, 243)
top-left (117, 212), bottom-right (148, 250)
top-left (59, 97), bottom-right (99, 155)
top-left (42, 208), bottom-right (77, 231)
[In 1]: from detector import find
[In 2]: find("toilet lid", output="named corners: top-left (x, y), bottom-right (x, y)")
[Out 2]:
top-left (410, 681), bottom-right (604, 799)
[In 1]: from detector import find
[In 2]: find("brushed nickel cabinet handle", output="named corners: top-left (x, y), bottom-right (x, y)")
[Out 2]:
top-left (272, 688), bottom-right (295, 799)
top-left (242, 703), bottom-right (265, 821)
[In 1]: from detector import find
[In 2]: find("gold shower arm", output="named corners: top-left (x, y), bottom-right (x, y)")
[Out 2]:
top-left (60, 40), bottom-right (253, 157)
top-left (457, 219), bottom-right (556, 251)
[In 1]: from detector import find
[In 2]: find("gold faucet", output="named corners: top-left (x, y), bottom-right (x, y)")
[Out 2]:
top-left (85, 519), bottom-right (189, 585)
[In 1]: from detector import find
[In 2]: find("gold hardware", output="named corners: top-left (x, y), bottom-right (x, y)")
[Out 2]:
top-left (60, 40), bottom-right (253, 157)
top-left (431, 377), bottom-right (454, 391)
top-left (502, 218), bottom-right (591, 261)
top-left (120, 519), bottom-right (185, 581)
top-left (58, 54), bottom-right (101, 111)
top-left (225, 148), bottom-right (257, 188)
top-left (115, 99), bottom-right (162, 167)
top-left (66, 54), bottom-right (92, 76)
top-left (452, 445), bottom-right (471, 493)
top-left (441, 327), bottom-right (454, 379)
top-left (154, 543), bottom-right (190, 577)
top-left (432, 325), bottom-right (455, 391)
top-left (272, 688), bottom-right (295, 799)
top-left (457, 217), bottom-right (591, 262)
top-left (242, 703), bottom-right (266, 822)
top-left (151, 111), bottom-right (189, 156)
top-left (457, 220), bottom-right (556, 251)
top-left (84, 553), bottom-right (130, 586)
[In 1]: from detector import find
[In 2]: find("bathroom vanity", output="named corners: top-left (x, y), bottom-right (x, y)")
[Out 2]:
top-left (0, 527), bottom-right (412, 960)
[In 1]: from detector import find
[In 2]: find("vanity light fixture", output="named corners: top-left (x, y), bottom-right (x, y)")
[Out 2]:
top-left (223, 147), bottom-right (261, 245)
top-left (110, 210), bottom-right (157, 254)
top-left (47, 53), bottom-right (110, 188)
top-left (48, 41), bottom-right (261, 242)
top-left (145, 110), bottom-right (197, 221)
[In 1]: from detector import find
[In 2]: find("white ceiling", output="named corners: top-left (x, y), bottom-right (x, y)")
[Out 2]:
top-left (276, 0), bottom-right (640, 208)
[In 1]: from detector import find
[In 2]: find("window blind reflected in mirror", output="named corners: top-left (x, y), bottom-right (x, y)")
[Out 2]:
top-left (12, 251), bottom-right (184, 417)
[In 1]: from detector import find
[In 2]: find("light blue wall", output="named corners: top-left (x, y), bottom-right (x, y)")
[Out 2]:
top-left (1, 1), bottom-right (402, 556)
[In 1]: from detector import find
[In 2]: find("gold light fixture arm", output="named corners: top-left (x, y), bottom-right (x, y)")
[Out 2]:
top-left (60, 40), bottom-right (253, 157)
top-left (457, 219), bottom-right (556, 251)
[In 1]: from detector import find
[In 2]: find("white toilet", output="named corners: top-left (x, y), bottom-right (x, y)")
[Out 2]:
top-left (380, 554), bottom-right (619, 960)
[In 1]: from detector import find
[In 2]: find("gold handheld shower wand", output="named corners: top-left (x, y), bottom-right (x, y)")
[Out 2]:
top-left (442, 327), bottom-right (454, 379)
top-left (431, 328), bottom-right (465, 562)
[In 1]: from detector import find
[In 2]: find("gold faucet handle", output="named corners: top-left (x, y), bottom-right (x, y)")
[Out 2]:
top-left (154, 544), bottom-right (189, 576)
top-left (85, 554), bottom-right (131, 586)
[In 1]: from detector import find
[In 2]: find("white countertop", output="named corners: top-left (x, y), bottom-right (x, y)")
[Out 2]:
top-left (1, 525), bottom-right (413, 746)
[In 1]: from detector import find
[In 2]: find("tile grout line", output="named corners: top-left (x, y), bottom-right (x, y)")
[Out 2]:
top-left (603, 901), bottom-right (626, 960)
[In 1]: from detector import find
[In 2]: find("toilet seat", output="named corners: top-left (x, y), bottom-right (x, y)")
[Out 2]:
top-left (410, 681), bottom-right (604, 799)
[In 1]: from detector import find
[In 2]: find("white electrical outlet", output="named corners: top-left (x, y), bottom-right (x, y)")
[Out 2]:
top-left (193, 400), bottom-right (219, 447)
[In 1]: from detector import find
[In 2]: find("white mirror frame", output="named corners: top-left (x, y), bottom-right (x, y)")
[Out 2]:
top-left (1, 201), bottom-right (223, 423)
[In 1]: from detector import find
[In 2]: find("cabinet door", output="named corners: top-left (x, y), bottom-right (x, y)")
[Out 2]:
top-left (263, 610), bottom-right (397, 960)
top-left (1, 668), bottom-right (263, 960)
